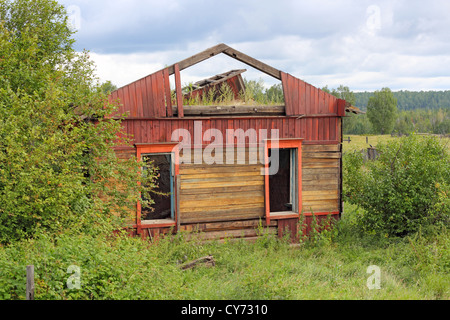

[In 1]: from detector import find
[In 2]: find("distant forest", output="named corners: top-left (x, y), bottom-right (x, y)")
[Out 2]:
top-left (354, 90), bottom-right (450, 111)
top-left (346, 90), bottom-right (450, 135)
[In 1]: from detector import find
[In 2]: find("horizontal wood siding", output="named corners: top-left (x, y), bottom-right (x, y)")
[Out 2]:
top-left (179, 218), bottom-right (277, 242)
top-left (179, 148), bottom-right (265, 224)
top-left (301, 144), bottom-right (340, 213)
top-left (120, 117), bottom-right (340, 146)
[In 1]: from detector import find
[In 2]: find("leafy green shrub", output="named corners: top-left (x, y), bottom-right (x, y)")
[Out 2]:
top-left (0, 0), bottom-right (155, 243)
top-left (343, 134), bottom-right (450, 237)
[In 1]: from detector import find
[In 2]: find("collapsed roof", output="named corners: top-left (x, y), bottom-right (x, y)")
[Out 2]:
top-left (110, 43), bottom-right (363, 117)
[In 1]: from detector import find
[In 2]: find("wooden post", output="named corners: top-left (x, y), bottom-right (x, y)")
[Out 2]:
top-left (176, 175), bottom-right (181, 232)
top-left (26, 265), bottom-right (34, 300)
top-left (174, 63), bottom-right (184, 118)
top-left (366, 136), bottom-right (368, 144)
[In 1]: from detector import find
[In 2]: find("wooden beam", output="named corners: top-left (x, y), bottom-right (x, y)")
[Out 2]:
top-left (167, 43), bottom-right (230, 75)
top-left (166, 43), bottom-right (282, 81)
top-left (173, 105), bottom-right (285, 116)
top-left (163, 68), bottom-right (173, 117)
top-left (26, 265), bottom-right (34, 300)
top-left (174, 63), bottom-right (184, 118)
top-left (222, 47), bottom-right (282, 80)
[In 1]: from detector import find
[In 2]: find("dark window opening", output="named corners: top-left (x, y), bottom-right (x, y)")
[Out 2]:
top-left (269, 148), bottom-right (292, 212)
top-left (142, 154), bottom-right (173, 220)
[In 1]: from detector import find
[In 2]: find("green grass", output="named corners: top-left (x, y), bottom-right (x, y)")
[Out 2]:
top-left (1, 205), bottom-right (448, 300)
top-left (343, 134), bottom-right (450, 153)
top-left (1, 135), bottom-right (448, 300)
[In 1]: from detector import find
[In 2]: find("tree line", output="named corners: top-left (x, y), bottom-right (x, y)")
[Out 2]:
top-left (354, 90), bottom-right (450, 111)
top-left (322, 86), bottom-right (450, 135)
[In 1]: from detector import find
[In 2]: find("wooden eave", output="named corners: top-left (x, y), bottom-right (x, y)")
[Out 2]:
top-left (344, 102), bottom-right (365, 114)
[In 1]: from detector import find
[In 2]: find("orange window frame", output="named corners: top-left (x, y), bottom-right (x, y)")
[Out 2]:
top-left (263, 138), bottom-right (303, 225)
top-left (135, 143), bottom-right (180, 234)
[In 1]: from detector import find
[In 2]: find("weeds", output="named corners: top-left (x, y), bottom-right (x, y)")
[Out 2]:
top-left (181, 78), bottom-right (284, 106)
top-left (0, 206), bottom-right (448, 300)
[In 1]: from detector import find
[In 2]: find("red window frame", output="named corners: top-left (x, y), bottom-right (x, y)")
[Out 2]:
top-left (263, 138), bottom-right (303, 225)
top-left (135, 143), bottom-right (180, 234)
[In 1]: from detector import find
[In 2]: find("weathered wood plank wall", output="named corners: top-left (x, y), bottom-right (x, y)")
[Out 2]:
top-left (178, 148), bottom-right (264, 224)
top-left (115, 143), bottom-right (341, 226)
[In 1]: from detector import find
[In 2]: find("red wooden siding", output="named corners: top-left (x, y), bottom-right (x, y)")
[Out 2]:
top-left (281, 71), bottom-right (340, 117)
top-left (118, 117), bottom-right (340, 146)
top-left (110, 69), bottom-right (171, 118)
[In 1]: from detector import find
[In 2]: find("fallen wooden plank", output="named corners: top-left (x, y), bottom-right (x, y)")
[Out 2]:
top-left (179, 255), bottom-right (215, 270)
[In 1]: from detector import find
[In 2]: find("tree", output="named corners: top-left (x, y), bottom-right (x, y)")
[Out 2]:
top-left (366, 87), bottom-right (398, 134)
top-left (343, 135), bottom-right (449, 237)
top-left (0, 0), bottom-right (153, 243)
top-left (322, 85), bottom-right (371, 134)
top-left (322, 84), bottom-right (356, 106)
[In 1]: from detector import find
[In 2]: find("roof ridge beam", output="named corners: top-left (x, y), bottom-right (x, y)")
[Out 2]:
top-left (166, 43), bottom-right (282, 80)
top-left (167, 43), bottom-right (230, 75)
top-left (222, 47), bottom-right (281, 80)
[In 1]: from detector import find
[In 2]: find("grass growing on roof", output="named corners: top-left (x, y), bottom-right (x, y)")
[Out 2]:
top-left (181, 79), bottom-right (285, 107)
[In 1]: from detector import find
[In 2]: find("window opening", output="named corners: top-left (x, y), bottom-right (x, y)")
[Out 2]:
top-left (268, 148), bottom-right (297, 213)
top-left (141, 153), bottom-right (174, 220)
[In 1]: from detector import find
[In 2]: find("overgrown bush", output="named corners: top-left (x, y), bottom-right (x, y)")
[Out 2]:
top-left (0, 0), bottom-right (155, 244)
top-left (343, 134), bottom-right (449, 237)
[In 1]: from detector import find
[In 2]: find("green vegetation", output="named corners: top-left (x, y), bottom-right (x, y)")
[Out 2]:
top-left (366, 88), bottom-right (398, 135)
top-left (182, 79), bottom-right (284, 106)
top-left (355, 90), bottom-right (450, 111)
top-left (0, 208), bottom-right (448, 300)
top-left (1, 134), bottom-right (448, 300)
top-left (343, 134), bottom-right (449, 237)
top-left (324, 85), bottom-right (450, 135)
top-left (1, 0), bottom-right (448, 302)
top-left (0, 0), bottom-right (155, 244)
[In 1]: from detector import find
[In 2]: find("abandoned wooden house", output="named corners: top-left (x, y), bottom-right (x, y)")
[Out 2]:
top-left (109, 43), bottom-right (362, 241)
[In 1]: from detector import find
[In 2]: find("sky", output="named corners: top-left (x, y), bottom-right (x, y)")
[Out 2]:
top-left (59, 0), bottom-right (450, 92)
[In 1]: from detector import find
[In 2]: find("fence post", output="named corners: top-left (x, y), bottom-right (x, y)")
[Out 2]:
top-left (26, 265), bottom-right (34, 300)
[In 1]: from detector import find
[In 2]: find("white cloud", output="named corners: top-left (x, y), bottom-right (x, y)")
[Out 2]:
top-left (63, 0), bottom-right (450, 91)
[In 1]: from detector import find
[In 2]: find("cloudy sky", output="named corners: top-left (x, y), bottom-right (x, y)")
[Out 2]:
top-left (59, 0), bottom-right (450, 92)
